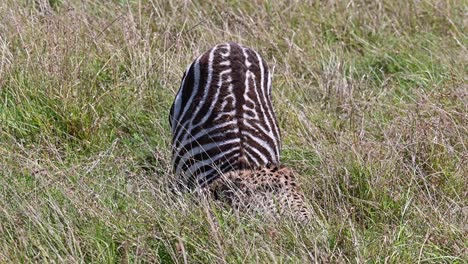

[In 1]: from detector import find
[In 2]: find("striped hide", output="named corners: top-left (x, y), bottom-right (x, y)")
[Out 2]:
top-left (169, 42), bottom-right (281, 189)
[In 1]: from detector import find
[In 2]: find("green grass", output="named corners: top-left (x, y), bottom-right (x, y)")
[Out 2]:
top-left (0, 0), bottom-right (466, 262)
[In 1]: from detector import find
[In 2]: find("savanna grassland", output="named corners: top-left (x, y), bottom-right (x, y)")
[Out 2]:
top-left (0, 0), bottom-right (466, 263)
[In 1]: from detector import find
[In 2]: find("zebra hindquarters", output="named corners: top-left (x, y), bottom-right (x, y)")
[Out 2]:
top-left (169, 42), bottom-right (281, 190)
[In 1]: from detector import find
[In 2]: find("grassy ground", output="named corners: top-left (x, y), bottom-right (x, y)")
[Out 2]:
top-left (0, 0), bottom-right (466, 263)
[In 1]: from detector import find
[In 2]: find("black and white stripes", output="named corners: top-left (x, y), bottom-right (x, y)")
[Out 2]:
top-left (169, 42), bottom-right (281, 189)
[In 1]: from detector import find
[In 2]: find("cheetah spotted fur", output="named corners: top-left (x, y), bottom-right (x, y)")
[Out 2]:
top-left (205, 165), bottom-right (311, 222)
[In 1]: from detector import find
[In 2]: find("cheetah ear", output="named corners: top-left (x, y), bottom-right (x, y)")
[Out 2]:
top-left (278, 167), bottom-right (295, 178)
top-left (278, 167), bottom-right (301, 189)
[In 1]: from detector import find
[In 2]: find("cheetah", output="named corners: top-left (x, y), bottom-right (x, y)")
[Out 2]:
top-left (204, 165), bottom-right (311, 223)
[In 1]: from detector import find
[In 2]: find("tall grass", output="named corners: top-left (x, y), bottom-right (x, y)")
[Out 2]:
top-left (0, 0), bottom-right (466, 262)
